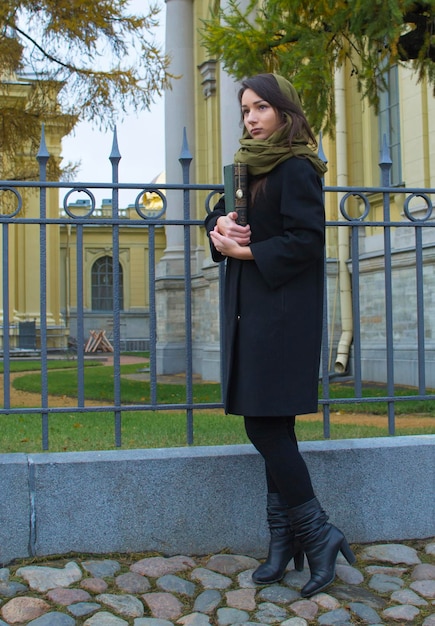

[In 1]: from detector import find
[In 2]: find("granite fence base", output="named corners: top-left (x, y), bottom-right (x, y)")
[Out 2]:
top-left (1, 435), bottom-right (434, 566)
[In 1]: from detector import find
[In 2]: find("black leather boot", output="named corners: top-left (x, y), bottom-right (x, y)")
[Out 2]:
top-left (252, 493), bottom-right (304, 585)
top-left (288, 497), bottom-right (355, 597)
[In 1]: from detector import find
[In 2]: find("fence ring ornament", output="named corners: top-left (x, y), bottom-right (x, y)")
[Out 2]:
top-left (134, 189), bottom-right (167, 219)
top-left (205, 190), bottom-right (223, 215)
top-left (63, 188), bottom-right (96, 218)
top-left (0, 186), bottom-right (23, 218)
top-left (339, 192), bottom-right (371, 222)
top-left (403, 193), bottom-right (433, 222)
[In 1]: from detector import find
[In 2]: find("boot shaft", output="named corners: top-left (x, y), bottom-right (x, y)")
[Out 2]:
top-left (266, 492), bottom-right (292, 536)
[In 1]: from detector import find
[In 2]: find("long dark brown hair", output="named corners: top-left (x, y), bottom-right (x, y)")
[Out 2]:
top-left (238, 73), bottom-right (317, 148)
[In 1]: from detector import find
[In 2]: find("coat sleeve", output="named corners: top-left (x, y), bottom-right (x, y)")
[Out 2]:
top-left (204, 196), bottom-right (227, 264)
top-left (250, 159), bottom-right (325, 290)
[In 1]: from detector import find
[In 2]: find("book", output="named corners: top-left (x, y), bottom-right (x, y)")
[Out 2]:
top-left (223, 163), bottom-right (248, 226)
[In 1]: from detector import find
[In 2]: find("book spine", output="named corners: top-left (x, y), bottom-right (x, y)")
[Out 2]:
top-left (224, 163), bottom-right (248, 226)
top-left (234, 163), bottom-right (248, 226)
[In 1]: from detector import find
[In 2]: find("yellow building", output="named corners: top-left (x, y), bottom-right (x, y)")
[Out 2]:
top-left (59, 195), bottom-right (166, 351)
top-left (0, 73), bottom-right (75, 351)
top-left (0, 73), bottom-right (167, 353)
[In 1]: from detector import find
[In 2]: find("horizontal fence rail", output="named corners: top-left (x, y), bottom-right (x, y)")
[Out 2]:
top-left (1, 129), bottom-right (435, 450)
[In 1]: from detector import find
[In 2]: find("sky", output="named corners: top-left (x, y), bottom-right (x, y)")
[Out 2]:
top-left (60, 0), bottom-right (166, 208)
top-left (61, 99), bottom-right (165, 207)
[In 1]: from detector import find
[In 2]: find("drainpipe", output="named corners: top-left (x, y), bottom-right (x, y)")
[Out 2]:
top-left (334, 65), bottom-right (353, 374)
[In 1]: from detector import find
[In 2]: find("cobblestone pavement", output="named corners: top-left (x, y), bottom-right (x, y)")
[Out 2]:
top-left (1, 539), bottom-right (434, 625)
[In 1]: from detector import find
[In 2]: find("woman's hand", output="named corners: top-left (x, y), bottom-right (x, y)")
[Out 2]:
top-left (216, 212), bottom-right (251, 246)
top-left (209, 224), bottom-right (254, 260)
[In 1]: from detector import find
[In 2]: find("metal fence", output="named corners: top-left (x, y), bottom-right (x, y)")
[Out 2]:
top-left (1, 128), bottom-right (435, 449)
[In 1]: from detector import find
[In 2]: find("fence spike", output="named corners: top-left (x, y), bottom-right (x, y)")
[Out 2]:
top-left (318, 130), bottom-right (328, 165)
top-left (380, 133), bottom-right (392, 166)
top-left (379, 133), bottom-right (392, 187)
top-left (37, 124), bottom-right (50, 163)
top-left (179, 127), bottom-right (192, 164)
top-left (110, 126), bottom-right (122, 163)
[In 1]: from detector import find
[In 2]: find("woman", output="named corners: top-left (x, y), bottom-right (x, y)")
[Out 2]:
top-left (204, 73), bottom-right (354, 598)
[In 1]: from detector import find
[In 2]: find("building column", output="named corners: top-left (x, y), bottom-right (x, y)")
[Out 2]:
top-left (219, 67), bottom-right (241, 171)
top-left (156, 0), bottom-right (195, 374)
top-left (219, 0), bottom-right (251, 172)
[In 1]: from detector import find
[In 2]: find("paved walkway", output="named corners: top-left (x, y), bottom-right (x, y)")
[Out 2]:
top-left (1, 539), bottom-right (434, 625)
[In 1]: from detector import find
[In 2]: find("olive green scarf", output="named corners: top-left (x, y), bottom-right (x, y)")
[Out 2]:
top-left (234, 74), bottom-right (327, 178)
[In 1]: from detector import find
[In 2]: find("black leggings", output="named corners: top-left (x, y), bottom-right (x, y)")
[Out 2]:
top-left (244, 415), bottom-right (315, 508)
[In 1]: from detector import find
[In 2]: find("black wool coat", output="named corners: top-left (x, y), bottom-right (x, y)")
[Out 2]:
top-left (205, 157), bottom-right (325, 417)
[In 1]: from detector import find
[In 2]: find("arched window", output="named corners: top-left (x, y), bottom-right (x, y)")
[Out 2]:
top-left (91, 256), bottom-right (124, 311)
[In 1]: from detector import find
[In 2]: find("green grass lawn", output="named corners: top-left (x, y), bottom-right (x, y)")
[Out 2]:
top-left (0, 359), bottom-right (103, 373)
top-left (320, 381), bottom-right (435, 415)
top-left (11, 362), bottom-right (221, 404)
top-left (1, 358), bottom-right (434, 453)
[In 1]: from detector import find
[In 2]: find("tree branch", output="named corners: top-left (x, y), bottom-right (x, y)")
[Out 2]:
top-left (10, 22), bottom-right (78, 72)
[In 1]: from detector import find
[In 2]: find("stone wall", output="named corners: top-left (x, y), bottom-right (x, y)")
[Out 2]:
top-left (1, 436), bottom-right (433, 566)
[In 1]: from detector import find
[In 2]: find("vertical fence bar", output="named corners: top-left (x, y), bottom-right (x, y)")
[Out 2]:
top-left (404, 194), bottom-right (430, 395)
top-left (321, 249), bottom-right (331, 438)
top-left (2, 221), bottom-right (10, 408)
top-left (75, 221), bottom-right (85, 407)
top-left (110, 129), bottom-right (122, 447)
top-left (179, 129), bottom-right (194, 445)
top-left (148, 219), bottom-right (158, 406)
top-left (218, 262), bottom-right (226, 403)
top-left (319, 136), bottom-right (330, 435)
top-left (414, 222), bottom-right (426, 394)
top-left (380, 136), bottom-right (395, 434)
top-left (37, 127), bottom-right (50, 449)
top-left (350, 220), bottom-right (363, 398)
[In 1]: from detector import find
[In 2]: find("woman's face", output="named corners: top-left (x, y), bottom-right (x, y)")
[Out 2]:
top-left (241, 88), bottom-right (283, 140)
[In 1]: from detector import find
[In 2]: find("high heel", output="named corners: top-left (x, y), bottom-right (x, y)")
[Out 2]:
top-left (293, 549), bottom-right (305, 572)
top-left (252, 493), bottom-right (305, 585)
top-left (340, 537), bottom-right (356, 565)
top-left (288, 497), bottom-right (355, 598)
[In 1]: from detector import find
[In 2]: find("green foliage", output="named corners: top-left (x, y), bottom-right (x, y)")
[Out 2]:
top-left (201, 0), bottom-right (435, 133)
top-left (0, 0), bottom-right (172, 178)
